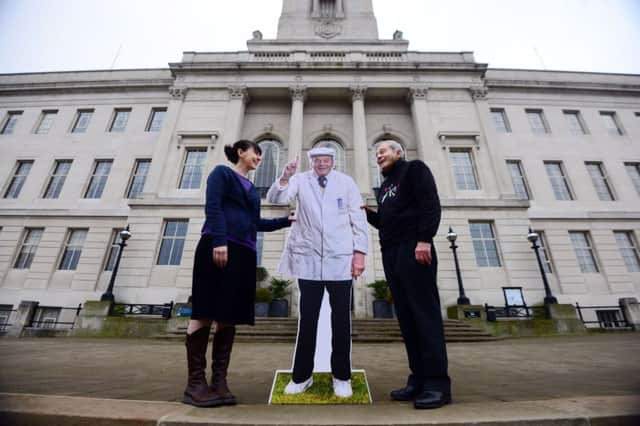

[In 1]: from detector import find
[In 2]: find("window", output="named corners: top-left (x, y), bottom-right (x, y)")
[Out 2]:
top-left (536, 231), bottom-right (553, 274)
top-left (58, 229), bottom-right (88, 270)
top-left (544, 161), bottom-right (573, 200)
top-left (569, 231), bottom-right (599, 273)
top-left (469, 222), bottom-right (501, 267)
top-left (13, 228), bottom-right (44, 269)
top-left (506, 160), bottom-right (530, 200)
top-left (71, 109), bottom-right (93, 133)
top-left (314, 139), bottom-right (346, 173)
top-left (179, 148), bottom-right (207, 189)
top-left (624, 162), bottom-right (640, 195)
top-left (585, 162), bottom-right (615, 201)
top-left (254, 140), bottom-right (282, 197)
top-left (43, 160), bottom-right (72, 199)
top-left (84, 160), bottom-right (113, 199)
top-left (600, 111), bottom-right (624, 136)
top-left (35, 110), bottom-right (58, 134)
top-left (146, 107), bottom-right (166, 132)
top-left (614, 231), bottom-right (640, 273)
top-left (157, 220), bottom-right (188, 265)
top-left (256, 232), bottom-right (264, 266)
top-left (4, 160), bottom-right (33, 199)
top-left (109, 108), bottom-right (131, 132)
top-left (450, 149), bottom-right (479, 190)
top-left (103, 229), bottom-right (123, 271)
top-left (1, 111), bottom-right (22, 134)
top-left (490, 108), bottom-right (511, 133)
top-left (34, 307), bottom-right (61, 329)
top-left (563, 110), bottom-right (587, 135)
top-left (526, 109), bottom-right (550, 134)
top-left (126, 159), bottom-right (151, 198)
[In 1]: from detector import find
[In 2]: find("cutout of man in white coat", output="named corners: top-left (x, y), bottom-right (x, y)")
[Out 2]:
top-left (266, 146), bottom-right (368, 398)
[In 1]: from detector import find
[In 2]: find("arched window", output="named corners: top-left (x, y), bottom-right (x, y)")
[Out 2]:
top-left (254, 139), bottom-right (283, 197)
top-left (369, 139), bottom-right (405, 193)
top-left (313, 139), bottom-right (345, 173)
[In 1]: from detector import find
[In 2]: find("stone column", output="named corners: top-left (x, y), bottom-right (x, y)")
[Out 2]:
top-left (350, 85), bottom-right (371, 194)
top-left (7, 300), bottom-right (38, 337)
top-left (288, 85), bottom-right (306, 162)
top-left (143, 86), bottom-right (188, 198)
top-left (216, 86), bottom-right (249, 165)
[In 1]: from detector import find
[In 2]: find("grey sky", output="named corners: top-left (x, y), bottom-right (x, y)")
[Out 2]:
top-left (0, 0), bottom-right (639, 74)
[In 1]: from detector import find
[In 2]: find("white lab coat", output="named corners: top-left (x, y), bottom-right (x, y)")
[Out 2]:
top-left (266, 170), bottom-right (368, 281)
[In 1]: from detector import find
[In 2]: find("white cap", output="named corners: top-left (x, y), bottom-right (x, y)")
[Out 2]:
top-left (307, 146), bottom-right (336, 160)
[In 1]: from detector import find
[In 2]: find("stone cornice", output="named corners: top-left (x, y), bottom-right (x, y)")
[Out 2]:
top-left (485, 79), bottom-right (640, 94)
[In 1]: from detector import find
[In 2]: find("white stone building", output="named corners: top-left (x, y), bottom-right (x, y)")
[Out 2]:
top-left (1, 0), bottom-right (639, 319)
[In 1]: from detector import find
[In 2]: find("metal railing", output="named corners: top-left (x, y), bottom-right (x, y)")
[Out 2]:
top-left (111, 301), bottom-right (174, 319)
top-left (575, 303), bottom-right (630, 329)
top-left (29, 304), bottom-right (82, 330)
top-left (0, 308), bottom-right (17, 331)
top-left (485, 303), bottom-right (546, 321)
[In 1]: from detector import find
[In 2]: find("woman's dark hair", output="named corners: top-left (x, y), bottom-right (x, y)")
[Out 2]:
top-left (224, 140), bottom-right (262, 164)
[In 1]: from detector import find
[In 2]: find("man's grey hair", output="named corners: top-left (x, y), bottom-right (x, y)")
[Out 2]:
top-left (375, 139), bottom-right (405, 157)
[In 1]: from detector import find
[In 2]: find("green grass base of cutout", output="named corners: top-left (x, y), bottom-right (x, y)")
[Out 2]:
top-left (270, 371), bottom-right (371, 404)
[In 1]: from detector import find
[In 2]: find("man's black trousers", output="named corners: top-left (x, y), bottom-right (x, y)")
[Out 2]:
top-left (291, 279), bottom-right (352, 383)
top-left (382, 240), bottom-right (451, 394)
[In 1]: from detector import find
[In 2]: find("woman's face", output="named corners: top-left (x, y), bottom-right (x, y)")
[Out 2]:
top-left (238, 147), bottom-right (262, 171)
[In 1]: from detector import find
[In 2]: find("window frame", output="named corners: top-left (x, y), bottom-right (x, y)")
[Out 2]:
top-left (569, 231), bottom-right (599, 273)
top-left (145, 107), bottom-right (167, 132)
top-left (1, 111), bottom-right (23, 135)
top-left (71, 109), bottom-right (94, 134)
top-left (490, 108), bottom-right (511, 133)
top-left (253, 139), bottom-right (283, 197)
top-left (84, 159), bottom-right (113, 199)
top-left (126, 159), bottom-right (151, 198)
top-left (103, 229), bottom-right (124, 271)
top-left (58, 228), bottom-right (88, 271)
top-left (178, 148), bottom-right (207, 190)
top-left (108, 108), bottom-right (132, 133)
top-left (43, 159), bottom-right (73, 199)
top-left (535, 230), bottom-right (554, 274)
top-left (506, 159), bottom-right (531, 200)
top-left (156, 219), bottom-right (189, 266)
top-left (585, 161), bottom-right (615, 201)
top-left (624, 162), bottom-right (640, 196)
top-left (613, 230), bottom-right (640, 273)
top-left (449, 148), bottom-right (480, 190)
top-left (599, 111), bottom-right (625, 136)
top-left (544, 161), bottom-right (574, 201)
top-left (469, 221), bottom-right (502, 267)
top-left (562, 110), bottom-right (588, 135)
top-left (13, 228), bottom-right (44, 269)
top-left (34, 110), bottom-right (58, 135)
top-left (525, 108), bottom-right (551, 134)
top-left (3, 160), bottom-right (34, 199)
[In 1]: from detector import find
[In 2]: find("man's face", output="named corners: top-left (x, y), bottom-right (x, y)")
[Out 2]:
top-left (376, 143), bottom-right (402, 172)
top-left (311, 155), bottom-right (333, 177)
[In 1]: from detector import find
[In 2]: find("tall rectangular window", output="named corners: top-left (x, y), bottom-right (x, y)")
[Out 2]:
top-left (490, 108), bottom-right (511, 133)
top-left (536, 230), bottom-right (553, 274)
top-left (526, 109), bottom-right (550, 134)
top-left (1, 111), bottom-right (22, 135)
top-left (614, 231), bottom-right (640, 272)
top-left (624, 162), bottom-right (640, 195)
top-left (600, 111), bottom-right (624, 136)
top-left (4, 160), bottom-right (33, 199)
top-left (126, 159), bottom-right (151, 198)
top-left (43, 160), bottom-right (72, 199)
top-left (544, 161), bottom-right (573, 200)
top-left (71, 109), bottom-right (93, 133)
top-left (14, 228), bottom-right (44, 269)
top-left (585, 161), bottom-right (615, 201)
top-left (179, 148), bottom-right (207, 189)
top-left (449, 149), bottom-right (479, 190)
top-left (84, 160), bottom-right (113, 199)
top-left (563, 110), bottom-right (587, 135)
top-left (146, 108), bottom-right (166, 132)
top-left (109, 108), bottom-right (131, 132)
top-left (103, 229), bottom-right (123, 271)
top-left (469, 222), bottom-right (501, 267)
top-left (157, 220), bottom-right (188, 265)
top-left (58, 229), bottom-right (88, 270)
top-left (35, 110), bottom-right (58, 134)
top-left (506, 160), bottom-right (530, 200)
top-left (569, 231), bottom-right (599, 273)
top-left (256, 232), bottom-right (264, 266)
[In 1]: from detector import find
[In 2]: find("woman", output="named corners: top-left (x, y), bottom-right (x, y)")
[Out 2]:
top-left (183, 140), bottom-right (291, 408)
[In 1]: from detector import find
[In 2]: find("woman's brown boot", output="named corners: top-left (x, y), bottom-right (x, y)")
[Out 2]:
top-left (210, 325), bottom-right (237, 405)
top-left (183, 326), bottom-right (225, 407)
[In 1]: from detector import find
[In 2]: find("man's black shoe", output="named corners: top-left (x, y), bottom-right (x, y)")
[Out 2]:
top-left (390, 384), bottom-right (423, 401)
top-left (413, 390), bottom-right (451, 409)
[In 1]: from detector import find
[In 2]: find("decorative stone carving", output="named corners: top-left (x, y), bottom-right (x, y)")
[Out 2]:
top-left (264, 123), bottom-right (274, 133)
top-left (407, 86), bottom-right (428, 102)
top-left (252, 30), bottom-right (263, 40)
top-left (169, 86), bottom-right (188, 100)
top-left (470, 86), bottom-right (489, 100)
top-left (228, 86), bottom-right (249, 102)
top-left (290, 85), bottom-right (307, 102)
top-left (315, 21), bottom-right (342, 39)
top-left (350, 85), bottom-right (367, 102)
top-left (323, 124), bottom-right (333, 133)
top-left (393, 30), bottom-right (403, 40)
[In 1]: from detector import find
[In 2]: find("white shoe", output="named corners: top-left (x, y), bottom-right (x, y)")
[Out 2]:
top-left (284, 376), bottom-right (313, 394)
top-left (332, 377), bottom-right (353, 398)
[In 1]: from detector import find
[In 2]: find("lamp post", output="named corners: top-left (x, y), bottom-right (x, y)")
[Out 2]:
top-left (447, 226), bottom-right (470, 305)
top-left (527, 228), bottom-right (557, 305)
top-left (101, 225), bottom-right (132, 302)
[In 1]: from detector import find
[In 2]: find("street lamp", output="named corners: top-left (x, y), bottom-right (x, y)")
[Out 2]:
top-left (101, 225), bottom-right (132, 302)
top-left (527, 228), bottom-right (558, 305)
top-left (447, 226), bottom-right (470, 305)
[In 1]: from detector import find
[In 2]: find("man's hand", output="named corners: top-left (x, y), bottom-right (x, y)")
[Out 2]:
top-left (279, 156), bottom-right (298, 185)
top-left (352, 251), bottom-right (365, 279)
top-left (415, 242), bottom-right (432, 266)
top-left (360, 205), bottom-right (375, 213)
top-left (212, 246), bottom-right (228, 268)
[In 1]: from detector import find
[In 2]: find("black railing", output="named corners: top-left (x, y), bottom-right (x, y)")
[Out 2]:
top-left (575, 303), bottom-right (630, 329)
top-left (111, 301), bottom-right (173, 319)
top-left (29, 304), bottom-right (82, 330)
top-left (485, 303), bottom-right (546, 321)
top-left (0, 309), bottom-right (17, 331)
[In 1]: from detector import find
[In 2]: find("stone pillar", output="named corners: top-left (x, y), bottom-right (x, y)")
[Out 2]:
top-left (7, 301), bottom-right (39, 337)
top-left (350, 85), bottom-right (371, 194)
top-left (216, 86), bottom-right (249, 165)
top-left (143, 86), bottom-right (188, 198)
top-left (619, 297), bottom-right (640, 331)
top-left (288, 85), bottom-right (306, 162)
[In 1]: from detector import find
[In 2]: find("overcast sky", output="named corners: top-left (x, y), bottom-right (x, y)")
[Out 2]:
top-left (0, 0), bottom-right (639, 75)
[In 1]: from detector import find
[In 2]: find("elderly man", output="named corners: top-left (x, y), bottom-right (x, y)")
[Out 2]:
top-left (266, 146), bottom-right (367, 398)
top-left (363, 140), bottom-right (451, 409)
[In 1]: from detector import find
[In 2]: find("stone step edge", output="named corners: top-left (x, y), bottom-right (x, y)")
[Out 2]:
top-left (1, 392), bottom-right (638, 426)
